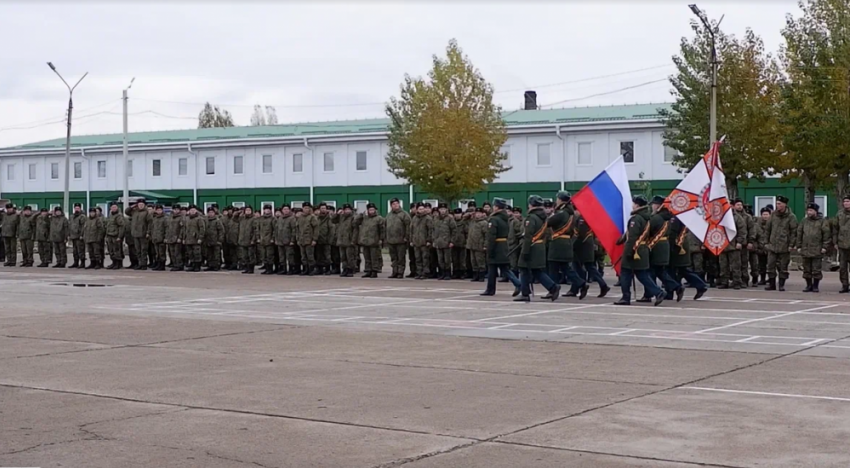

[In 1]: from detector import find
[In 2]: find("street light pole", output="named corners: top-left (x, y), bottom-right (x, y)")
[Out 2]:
top-left (122, 78), bottom-right (135, 215)
top-left (688, 5), bottom-right (723, 145)
top-left (47, 63), bottom-right (87, 215)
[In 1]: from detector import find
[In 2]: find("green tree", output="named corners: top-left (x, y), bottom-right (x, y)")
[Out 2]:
top-left (198, 102), bottom-right (235, 128)
top-left (660, 20), bottom-right (783, 200)
top-left (385, 39), bottom-right (508, 204)
top-left (781, 0), bottom-right (850, 204)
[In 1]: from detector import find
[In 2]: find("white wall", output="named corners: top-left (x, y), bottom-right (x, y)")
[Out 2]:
top-left (1, 125), bottom-right (683, 195)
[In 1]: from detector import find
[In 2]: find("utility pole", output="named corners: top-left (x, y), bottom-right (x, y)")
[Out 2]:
top-left (689, 5), bottom-right (723, 145)
top-left (47, 63), bottom-right (87, 215)
top-left (122, 78), bottom-right (135, 215)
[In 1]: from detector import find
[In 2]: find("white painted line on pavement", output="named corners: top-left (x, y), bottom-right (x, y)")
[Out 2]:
top-left (693, 304), bottom-right (842, 334)
top-left (680, 387), bottom-right (850, 403)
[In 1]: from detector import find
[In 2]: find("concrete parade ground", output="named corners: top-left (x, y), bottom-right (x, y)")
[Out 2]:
top-left (3, 262), bottom-right (850, 467)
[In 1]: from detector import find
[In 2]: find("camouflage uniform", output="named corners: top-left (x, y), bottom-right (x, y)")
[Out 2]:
top-left (124, 205), bottom-right (153, 269)
top-left (150, 212), bottom-right (168, 270)
top-left (433, 211), bottom-right (457, 280)
top-left (35, 212), bottom-right (52, 266)
top-left (237, 212), bottom-right (258, 273)
top-left (451, 212), bottom-right (468, 278)
top-left (466, 215), bottom-right (487, 277)
top-left (411, 212), bottom-right (434, 279)
top-left (357, 210), bottom-right (385, 276)
top-left (1, 210), bottom-right (20, 267)
top-left (106, 209), bottom-right (127, 268)
top-left (718, 211), bottom-right (747, 289)
top-left (385, 206), bottom-right (411, 278)
top-left (82, 212), bottom-right (105, 268)
top-left (297, 209), bottom-right (320, 274)
top-left (17, 212), bottom-right (37, 266)
top-left (797, 211), bottom-right (830, 289)
top-left (49, 213), bottom-right (69, 267)
top-left (274, 212), bottom-right (296, 274)
top-left (765, 206), bottom-right (798, 290)
top-left (204, 214), bottom-right (224, 271)
top-left (335, 210), bottom-right (356, 276)
top-left (835, 207), bottom-right (850, 292)
top-left (256, 212), bottom-right (275, 272)
top-left (183, 212), bottom-right (206, 270)
top-left (315, 211), bottom-right (332, 272)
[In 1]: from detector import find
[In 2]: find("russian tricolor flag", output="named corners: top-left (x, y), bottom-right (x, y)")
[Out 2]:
top-left (571, 157), bottom-right (632, 274)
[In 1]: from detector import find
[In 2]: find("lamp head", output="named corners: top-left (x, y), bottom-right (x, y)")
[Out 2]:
top-left (47, 62), bottom-right (56, 71)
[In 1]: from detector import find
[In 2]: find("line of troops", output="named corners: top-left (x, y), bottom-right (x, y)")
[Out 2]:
top-left (0, 192), bottom-right (846, 298)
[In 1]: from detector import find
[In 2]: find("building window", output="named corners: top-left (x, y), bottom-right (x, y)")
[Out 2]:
top-left (127, 159), bottom-right (133, 177)
top-left (620, 141), bottom-right (635, 164)
top-left (232, 201), bottom-right (245, 209)
top-left (577, 142), bottom-right (592, 166)
top-left (73, 162), bottom-right (82, 179)
top-left (355, 151), bottom-right (367, 171)
top-left (754, 196), bottom-right (776, 214)
top-left (500, 146), bottom-right (511, 168)
top-left (203, 202), bottom-right (215, 213)
top-left (205, 157), bottom-right (215, 175)
top-left (96, 203), bottom-right (107, 215)
top-left (423, 199), bottom-right (439, 209)
top-left (50, 162), bottom-right (59, 180)
top-left (293, 153), bottom-right (303, 173)
top-left (97, 161), bottom-right (106, 178)
top-left (49, 203), bottom-right (60, 212)
top-left (815, 195), bottom-right (828, 217)
top-left (354, 200), bottom-right (369, 214)
top-left (152, 159), bottom-right (161, 177)
top-left (536, 143), bottom-right (551, 166)
top-left (290, 201), bottom-right (304, 209)
top-left (233, 155), bottom-right (243, 175)
top-left (262, 154), bottom-right (272, 173)
top-left (323, 152), bottom-right (334, 172)
top-left (28, 163), bottom-right (36, 180)
top-left (178, 158), bottom-right (188, 176)
top-left (663, 145), bottom-right (677, 163)
top-left (30, 203), bottom-right (38, 211)
top-left (6, 164), bottom-right (14, 181)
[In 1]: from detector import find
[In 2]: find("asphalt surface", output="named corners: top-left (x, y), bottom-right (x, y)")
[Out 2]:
top-left (2, 262), bottom-right (850, 467)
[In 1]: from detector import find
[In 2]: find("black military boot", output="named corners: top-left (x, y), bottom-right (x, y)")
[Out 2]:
top-left (765, 278), bottom-right (776, 291)
top-left (361, 270), bottom-right (372, 278)
top-left (343, 269), bottom-right (353, 278)
top-left (70, 260), bottom-right (78, 269)
top-left (406, 271), bottom-right (417, 278)
top-left (470, 272), bottom-right (479, 282)
top-left (841, 285), bottom-right (850, 294)
top-left (261, 264), bottom-right (274, 275)
top-left (193, 263), bottom-right (201, 272)
top-left (813, 279), bottom-right (820, 293)
top-left (803, 278), bottom-right (813, 292)
top-left (93, 261), bottom-right (102, 270)
top-left (758, 274), bottom-right (767, 286)
top-left (84, 261), bottom-right (94, 270)
top-left (778, 278), bottom-right (786, 292)
top-left (276, 265), bottom-right (287, 275)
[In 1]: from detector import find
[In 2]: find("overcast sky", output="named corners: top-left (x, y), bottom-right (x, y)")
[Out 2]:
top-left (0, 1), bottom-right (799, 148)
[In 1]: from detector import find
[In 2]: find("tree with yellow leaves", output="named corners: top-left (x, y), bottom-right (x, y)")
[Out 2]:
top-left (386, 40), bottom-right (508, 204)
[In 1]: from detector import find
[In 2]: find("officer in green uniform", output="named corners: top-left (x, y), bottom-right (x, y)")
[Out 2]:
top-left (835, 195), bottom-right (850, 293)
top-left (433, 203), bottom-right (456, 281)
top-left (614, 196), bottom-right (664, 306)
top-left (515, 196), bottom-right (559, 302)
top-left (204, 206), bottom-right (224, 271)
top-left (573, 207), bottom-right (610, 298)
top-left (666, 215), bottom-right (707, 300)
top-left (35, 208), bottom-right (52, 267)
top-left (49, 206), bottom-right (69, 268)
top-left (2, 204), bottom-right (20, 267)
top-left (797, 202), bottom-right (830, 292)
top-left (385, 198), bottom-right (411, 279)
top-left (546, 191), bottom-right (587, 299)
top-left (17, 206), bottom-right (36, 267)
top-left (106, 203), bottom-right (126, 269)
top-left (765, 195), bottom-right (798, 291)
top-left (411, 203), bottom-right (434, 280)
top-left (480, 198), bottom-right (521, 296)
top-left (82, 207), bottom-right (104, 269)
top-left (357, 202), bottom-right (385, 278)
top-left (639, 196), bottom-right (678, 300)
top-left (508, 207), bottom-right (523, 277)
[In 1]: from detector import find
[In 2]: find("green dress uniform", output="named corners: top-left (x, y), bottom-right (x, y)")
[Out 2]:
top-left (797, 208), bottom-right (830, 291)
top-left (546, 203), bottom-right (586, 295)
top-left (517, 204), bottom-right (558, 300)
top-left (49, 212), bottom-right (69, 267)
top-left (481, 206), bottom-right (520, 295)
top-left (508, 212), bottom-right (523, 273)
top-left (765, 202), bottom-right (798, 291)
top-left (106, 209), bottom-right (127, 268)
top-left (615, 203), bottom-right (663, 305)
top-left (385, 205), bottom-right (411, 278)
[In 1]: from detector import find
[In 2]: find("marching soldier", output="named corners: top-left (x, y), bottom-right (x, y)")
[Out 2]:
top-left (82, 207), bottom-right (104, 269)
top-left (614, 196), bottom-right (664, 306)
top-left (411, 202), bottom-right (434, 280)
top-left (765, 195), bottom-right (798, 291)
top-left (451, 208), bottom-right (468, 279)
top-left (106, 203), bottom-right (127, 269)
top-left (125, 199), bottom-right (153, 270)
top-left (515, 195), bottom-right (560, 302)
top-left (433, 203), bottom-right (456, 281)
top-left (182, 205), bottom-right (205, 272)
top-left (257, 205), bottom-right (276, 275)
top-left (546, 191), bottom-right (587, 299)
top-left (640, 196), bottom-right (678, 299)
top-left (274, 205), bottom-right (296, 275)
top-left (357, 202), bottom-right (385, 278)
top-left (508, 207), bottom-right (523, 277)
top-left (204, 206), bottom-right (224, 271)
top-left (1, 204), bottom-right (19, 267)
top-left (667, 215), bottom-right (707, 300)
top-left (35, 208), bottom-right (52, 267)
top-left (573, 207), bottom-right (610, 297)
top-left (718, 205), bottom-right (747, 290)
top-left (480, 198), bottom-right (520, 296)
top-left (466, 208), bottom-right (487, 282)
top-left (336, 204), bottom-right (356, 277)
top-left (17, 206), bottom-right (36, 267)
top-left (49, 206), bottom-right (69, 268)
top-left (797, 202), bottom-right (830, 292)
top-left (149, 205), bottom-right (168, 271)
top-left (297, 202), bottom-right (320, 276)
top-left (836, 195), bottom-right (850, 293)
top-left (237, 206), bottom-right (257, 274)
top-left (385, 198), bottom-right (411, 279)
